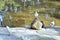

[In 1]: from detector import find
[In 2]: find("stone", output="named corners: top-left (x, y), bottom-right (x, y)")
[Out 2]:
top-left (31, 18), bottom-right (42, 30)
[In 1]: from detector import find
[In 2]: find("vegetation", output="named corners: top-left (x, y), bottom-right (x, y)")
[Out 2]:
top-left (0, 0), bottom-right (60, 27)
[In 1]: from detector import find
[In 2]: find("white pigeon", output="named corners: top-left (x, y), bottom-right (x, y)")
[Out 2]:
top-left (34, 11), bottom-right (38, 17)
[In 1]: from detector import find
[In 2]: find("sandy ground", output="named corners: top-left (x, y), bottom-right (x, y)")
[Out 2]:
top-left (0, 27), bottom-right (60, 40)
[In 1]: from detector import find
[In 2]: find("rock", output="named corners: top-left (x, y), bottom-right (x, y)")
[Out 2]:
top-left (31, 18), bottom-right (42, 30)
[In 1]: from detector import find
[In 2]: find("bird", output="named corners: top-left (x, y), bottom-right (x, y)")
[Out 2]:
top-left (34, 11), bottom-right (38, 17)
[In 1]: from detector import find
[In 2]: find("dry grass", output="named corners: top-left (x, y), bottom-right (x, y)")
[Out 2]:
top-left (3, 10), bottom-right (60, 27)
